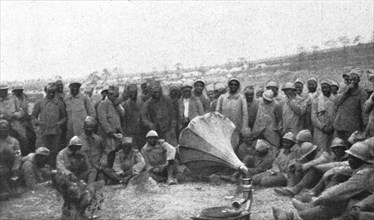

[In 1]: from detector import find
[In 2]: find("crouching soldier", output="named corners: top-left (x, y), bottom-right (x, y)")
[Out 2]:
top-left (21, 147), bottom-right (52, 189)
top-left (79, 116), bottom-right (120, 184)
top-left (141, 130), bottom-right (177, 185)
top-left (113, 137), bottom-right (145, 185)
top-left (0, 119), bottom-right (22, 200)
top-left (56, 136), bottom-right (97, 184)
top-left (252, 132), bottom-right (298, 187)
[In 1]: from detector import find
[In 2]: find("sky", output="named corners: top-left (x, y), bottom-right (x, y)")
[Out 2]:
top-left (1, 1), bottom-right (373, 82)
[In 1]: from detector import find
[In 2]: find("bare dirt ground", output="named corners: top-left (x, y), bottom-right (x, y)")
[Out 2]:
top-left (0, 180), bottom-right (296, 220)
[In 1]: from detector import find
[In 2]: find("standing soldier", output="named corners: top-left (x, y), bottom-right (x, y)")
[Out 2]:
top-left (252, 90), bottom-right (283, 147)
top-left (0, 85), bottom-right (26, 155)
top-left (281, 82), bottom-right (306, 136)
top-left (304, 77), bottom-right (320, 134)
top-left (55, 80), bottom-right (65, 102)
top-left (122, 84), bottom-right (145, 149)
top-left (97, 86), bottom-right (125, 167)
top-left (311, 79), bottom-right (336, 152)
top-left (32, 83), bottom-right (66, 167)
top-left (12, 85), bottom-right (36, 155)
top-left (266, 81), bottom-right (283, 104)
top-left (0, 119), bottom-right (22, 201)
top-left (216, 78), bottom-right (249, 149)
top-left (142, 82), bottom-right (177, 146)
top-left (64, 82), bottom-right (96, 143)
top-left (333, 71), bottom-right (368, 141)
top-left (178, 81), bottom-right (204, 131)
top-left (193, 79), bottom-right (210, 113)
top-left (244, 86), bottom-right (259, 130)
top-left (294, 78), bottom-right (305, 98)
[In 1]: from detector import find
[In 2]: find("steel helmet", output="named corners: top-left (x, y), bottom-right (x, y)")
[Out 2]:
top-left (255, 139), bottom-right (270, 152)
top-left (262, 90), bottom-right (274, 102)
top-left (346, 142), bottom-right (373, 164)
top-left (299, 142), bottom-right (318, 160)
top-left (282, 132), bottom-right (295, 143)
top-left (331, 137), bottom-right (346, 149)
top-left (281, 82), bottom-right (296, 91)
top-left (68, 136), bottom-right (83, 147)
top-left (146, 130), bottom-right (159, 138)
top-left (296, 130), bottom-right (312, 144)
top-left (266, 81), bottom-right (279, 89)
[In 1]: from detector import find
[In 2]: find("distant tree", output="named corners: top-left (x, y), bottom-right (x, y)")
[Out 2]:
top-left (323, 40), bottom-right (337, 49)
top-left (88, 71), bottom-right (101, 83)
top-left (296, 46), bottom-right (306, 69)
top-left (338, 36), bottom-right (350, 47)
top-left (352, 35), bottom-right (363, 45)
top-left (101, 69), bottom-right (111, 81)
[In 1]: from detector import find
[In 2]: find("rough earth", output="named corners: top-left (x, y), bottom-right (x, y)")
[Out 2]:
top-left (0, 179), bottom-right (296, 220)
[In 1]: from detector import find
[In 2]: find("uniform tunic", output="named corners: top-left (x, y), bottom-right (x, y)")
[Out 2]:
top-left (113, 148), bottom-right (145, 175)
top-left (141, 140), bottom-right (176, 171)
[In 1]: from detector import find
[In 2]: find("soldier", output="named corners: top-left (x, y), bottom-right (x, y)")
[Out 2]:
top-left (21, 147), bottom-right (51, 188)
top-left (141, 130), bottom-right (177, 185)
top-left (55, 80), bottom-right (65, 102)
top-left (64, 81), bottom-right (96, 143)
top-left (113, 137), bottom-right (145, 185)
top-left (266, 81), bottom-right (283, 104)
top-left (122, 84), bottom-right (145, 149)
top-left (192, 79), bottom-right (210, 113)
top-left (142, 82), bottom-right (177, 146)
top-left (330, 79), bottom-right (340, 97)
top-left (97, 86), bottom-right (125, 167)
top-left (244, 86), bottom-right (259, 130)
top-left (252, 90), bottom-right (282, 147)
top-left (178, 81), bottom-right (204, 131)
top-left (252, 132), bottom-right (297, 187)
top-left (305, 77), bottom-right (320, 133)
top-left (333, 71), bottom-right (367, 142)
top-left (216, 78), bottom-right (249, 149)
top-left (56, 136), bottom-right (97, 184)
top-left (32, 83), bottom-right (66, 167)
top-left (311, 79), bottom-right (336, 153)
top-left (12, 85), bottom-right (35, 155)
top-left (281, 82), bottom-right (306, 136)
top-left (0, 119), bottom-right (22, 201)
top-left (294, 78), bottom-right (305, 98)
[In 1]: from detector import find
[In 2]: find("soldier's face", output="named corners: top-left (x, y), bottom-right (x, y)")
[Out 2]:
top-left (70, 86), bottom-right (80, 96)
top-left (128, 89), bottom-right (138, 100)
top-left (348, 155), bottom-right (364, 170)
top-left (169, 90), bottom-right (178, 99)
top-left (295, 83), bottom-right (303, 95)
top-left (108, 91), bottom-right (119, 104)
top-left (46, 89), bottom-right (55, 99)
top-left (152, 88), bottom-right (162, 99)
top-left (0, 90), bottom-right (8, 99)
top-left (84, 123), bottom-right (95, 136)
top-left (349, 75), bottom-right (360, 88)
top-left (332, 147), bottom-right (345, 159)
top-left (147, 136), bottom-right (158, 146)
top-left (182, 88), bottom-right (192, 99)
top-left (307, 81), bottom-right (317, 93)
top-left (266, 86), bottom-right (278, 97)
top-left (13, 90), bottom-right (23, 97)
top-left (207, 91), bottom-right (215, 101)
top-left (331, 85), bottom-right (339, 94)
top-left (244, 90), bottom-right (254, 103)
top-left (56, 83), bottom-right (64, 93)
top-left (284, 89), bottom-right (295, 98)
top-left (228, 81), bottom-right (239, 94)
top-left (282, 139), bottom-right (294, 149)
top-left (0, 128), bottom-right (9, 138)
top-left (321, 84), bottom-right (331, 97)
top-left (343, 76), bottom-right (350, 85)
top-left (194, 82), bottom-right (204, 94)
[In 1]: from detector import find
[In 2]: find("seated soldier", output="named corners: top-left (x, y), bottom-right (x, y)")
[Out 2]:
top-left (0, 119), bottom-right (22, 201)
top-left (221, 139), bottom-right (277, 183)
top-left (79, 116), bottom-right (121, 184)
top-left (252, 132), bottom-right (298, 187)
top-left (141, 130), bottom-right (177, 185)
top-left (275, 142), bottom-right (322, 195)
top-left (56, 136), bottom-right (97, 184)
top-left (21, 147), bottom-right (51, 188)
top-left (295, 129), bottom-right (313, 148)
top-left (273, 142), bottom-right (374, 220)
top-left (236, 128), bottom-right (257, 161)
top-left (342, 193), bottom-right (374, 220)
top-left (113, 137), bottom-right (145, 185)
top-left (274, 137), bottom-right (349, 198)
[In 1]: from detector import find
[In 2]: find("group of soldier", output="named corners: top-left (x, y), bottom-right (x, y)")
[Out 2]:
top-left (1, 69), bottom-right (374, 220)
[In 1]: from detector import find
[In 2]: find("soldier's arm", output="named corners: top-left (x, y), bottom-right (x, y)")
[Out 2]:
top-left (360, 91), bottom-right (369, 128)
top-left (132, 150), bottom-right (146, 174)
top-left (161, 141), bottom-right (176, 161)
top-left (56, 152), bottom-right (72, 175)
top-left (84, 96), bottom-right (96, 118)
top-left (31, 100), bottom-right (41, 120)
top-left (288, 98), bottom-right (306, 116)
top-left (141, 100), bottom-right (155, 130)
top-left (141, 147), bottom-right (154, 171)
top-left (112, 151), bottom-right (124, 175)
top-left (58, 101), bottom-right (67, 126)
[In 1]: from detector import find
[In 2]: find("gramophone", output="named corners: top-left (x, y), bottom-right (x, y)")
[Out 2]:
top-left (179, 112), bottom-right (253, 220)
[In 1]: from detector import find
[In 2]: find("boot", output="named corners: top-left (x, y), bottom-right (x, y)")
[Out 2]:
top-left (292, 198), bottom-right (314, 212)
top-left (272, 207), bottom-right (294, 220)
top-left (294, 190), bottom-right (316, 203)
top-left (274, 187), bottom-right (298, 197)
